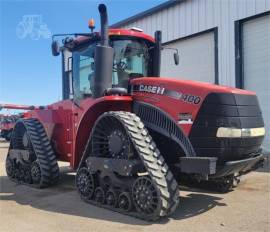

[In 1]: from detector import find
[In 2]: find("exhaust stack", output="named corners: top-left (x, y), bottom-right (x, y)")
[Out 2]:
top-left (153, 30), bottom-right (162, 77)
top-left (93, 4), bottom-right (114, 98)
top-left (99, 4), bottom-right (109, 47)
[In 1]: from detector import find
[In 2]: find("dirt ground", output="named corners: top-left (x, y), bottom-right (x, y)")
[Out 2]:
top-left (0, 139), bottom-right (269, 232)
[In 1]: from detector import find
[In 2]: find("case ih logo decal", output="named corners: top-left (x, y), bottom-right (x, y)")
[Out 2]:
top-left (138, 85), bottom-right (165, 94)
top-left (132, 84), bottom-right (201, 105)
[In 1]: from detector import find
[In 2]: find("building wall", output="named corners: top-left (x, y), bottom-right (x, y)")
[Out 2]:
top-left (120, 0), bottom-right (270, 86)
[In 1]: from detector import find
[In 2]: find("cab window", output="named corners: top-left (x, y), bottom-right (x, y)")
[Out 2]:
top-left (73, 44), bottom-right (95, 99)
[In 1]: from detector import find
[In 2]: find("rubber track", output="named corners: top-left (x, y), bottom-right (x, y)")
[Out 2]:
top-left (8, 118), bottom-right (59, 188)
top-left (80, 111), bottom-right (179, 221)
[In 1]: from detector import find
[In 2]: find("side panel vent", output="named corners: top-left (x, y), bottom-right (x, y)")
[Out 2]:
top-left (133, 101), bottom-right (196, 157)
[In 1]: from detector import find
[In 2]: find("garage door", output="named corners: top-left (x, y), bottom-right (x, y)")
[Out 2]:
top-left (161, 32), bottom-right (216, 83)
top-left (242, 14), bottom-right (270, 153)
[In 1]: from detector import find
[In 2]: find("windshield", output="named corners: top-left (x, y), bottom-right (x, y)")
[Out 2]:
top-left (72, 39), bottom-right (151, 99)
top-left (112, 39), bottom-right (149, 88)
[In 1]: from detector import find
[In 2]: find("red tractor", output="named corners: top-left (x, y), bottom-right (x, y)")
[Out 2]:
top-left (0, 104), bottom-right (37, 141)
top-left (0, 115), bottom-right (17, 141)
top-left (5, 4), bottom-right (265, 221)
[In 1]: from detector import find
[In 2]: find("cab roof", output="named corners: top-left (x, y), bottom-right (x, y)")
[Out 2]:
top-left (74, 28), bottom-right (155, 45)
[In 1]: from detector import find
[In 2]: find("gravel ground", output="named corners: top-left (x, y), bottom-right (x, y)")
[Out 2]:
top-left (0, 139), bottom-right (269, 232)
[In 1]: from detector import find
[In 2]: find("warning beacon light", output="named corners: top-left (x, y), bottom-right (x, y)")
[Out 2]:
top-left (88, 18), bottom-right (95, 32)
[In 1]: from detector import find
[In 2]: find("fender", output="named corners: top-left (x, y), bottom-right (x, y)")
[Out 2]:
top-left (133, 101), bottom-right (196, 157)
top-left (74, 96), bottom-right (132, 169)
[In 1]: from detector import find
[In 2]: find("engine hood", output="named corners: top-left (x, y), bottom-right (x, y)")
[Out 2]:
top-left (130, 77), bottom-right (258, 136)
top-left (131, 77), bottom-right (264, 161)
top-left (130, 77), bottom-right (255, 97)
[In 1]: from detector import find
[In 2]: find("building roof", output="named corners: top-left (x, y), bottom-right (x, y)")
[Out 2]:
top-left (111, 0), bottom-right (184, 28)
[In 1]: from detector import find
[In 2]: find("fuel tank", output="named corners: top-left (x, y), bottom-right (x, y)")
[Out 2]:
top-left (130, 77), bottom-right (265, 162)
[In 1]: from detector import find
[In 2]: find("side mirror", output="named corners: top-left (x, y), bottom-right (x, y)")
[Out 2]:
top-left (163, 47), bottom-right (179, 66)
top-left (51, 40), bottom-right (60, 56)
top-left (174, 52), bottom-right (179, 65)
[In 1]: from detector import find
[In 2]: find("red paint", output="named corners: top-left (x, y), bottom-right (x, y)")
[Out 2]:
top-left (3, 29), bottom-right (257, 170)
top-left (74, 28), bottom-right (155, 45)
top-left (131, 77), bottom-right (255, 135)
top-left (5, 77), bottom-right (255, 169)
top-left (19, 76), bottom-right (254, 169)
top-left (25, 96), bottom-right (132, 168)
top-left (0, 103), bottom-right (39, 110)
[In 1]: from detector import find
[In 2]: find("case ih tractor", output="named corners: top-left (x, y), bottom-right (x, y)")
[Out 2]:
top-left (0, 104), bottom-right (36, 141)
top-left (0, 115), bottom-right (16, 141)
top-left (5, 4), bottom-right (265, 221)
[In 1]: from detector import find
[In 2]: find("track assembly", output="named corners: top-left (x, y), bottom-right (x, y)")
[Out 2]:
top-left (76, 111), bottom-right (180, 221)
top-left (5, 118), bottom-right (59, 188)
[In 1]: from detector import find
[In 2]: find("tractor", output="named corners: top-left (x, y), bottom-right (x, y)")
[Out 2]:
top-left (0, 104), bottom-right (36, 141)
top-left (5, 4), bottom-right (265, 221)
top-left (0, 115), bottom-right (16, 141)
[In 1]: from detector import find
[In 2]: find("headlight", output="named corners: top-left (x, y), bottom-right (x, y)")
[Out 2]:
top-left (216, 127), bottom-right (265, 138)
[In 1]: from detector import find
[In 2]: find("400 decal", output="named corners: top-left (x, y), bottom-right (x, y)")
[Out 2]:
top-left (132, 84), bottom-right (202, 105)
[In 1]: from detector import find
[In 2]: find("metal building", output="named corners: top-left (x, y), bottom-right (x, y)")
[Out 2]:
top-left (112, 0), bottom-right (270, 152)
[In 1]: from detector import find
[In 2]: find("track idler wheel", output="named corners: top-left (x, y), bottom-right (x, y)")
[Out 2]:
top-left (106, 189), bottom-right (118, 207)
top-left (132, 177), bottom-right (161, 215)
top-left (31, 161), bottom-right (42, 185)
top-left (5, 156), bottom-right (15, 178)
top-left (118, 192), bottom-right (132, 212)
top-left (94, 187), bottom-right (105, 204)
top-left (76, 168), bottom-right (95, 200)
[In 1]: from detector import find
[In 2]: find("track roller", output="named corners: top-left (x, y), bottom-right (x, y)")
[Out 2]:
top-left (94, 187), bottom-right (105, 204)
top-left (106, 189), bottom-right (118, 207)
top-left (118, 192), bottom-right (133, 212)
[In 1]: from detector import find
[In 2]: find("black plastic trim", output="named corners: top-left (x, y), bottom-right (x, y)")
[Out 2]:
top-left (133, 101), bottom-right (196, 157)
top-left (190, 92), bottom-right (264, 162)
top-left (212, 153), bottom-right (264, 178)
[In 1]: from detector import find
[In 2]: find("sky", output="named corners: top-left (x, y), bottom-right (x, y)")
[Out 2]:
top-left (0, 0), bottom-right (166, 113)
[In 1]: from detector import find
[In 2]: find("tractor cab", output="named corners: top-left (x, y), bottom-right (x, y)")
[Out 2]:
top-left (52, 28), bottom-right (160, 101)
top-left (72, 32), bottom-right (154, 100)
top-left (51, 5), bottom-right (178, 102)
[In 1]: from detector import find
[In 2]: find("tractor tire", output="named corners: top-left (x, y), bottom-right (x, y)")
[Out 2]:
top-left (76, 111), bottom-right (179, 221)
top-left (6, 118), bottom-right (59, 188)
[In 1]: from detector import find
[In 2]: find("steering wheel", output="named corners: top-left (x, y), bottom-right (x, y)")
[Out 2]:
top-left (113, 61), bottom-right (127, 72)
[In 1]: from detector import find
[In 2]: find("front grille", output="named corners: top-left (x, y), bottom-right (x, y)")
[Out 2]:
top-left (189, 93), bottom-right (264, 162)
